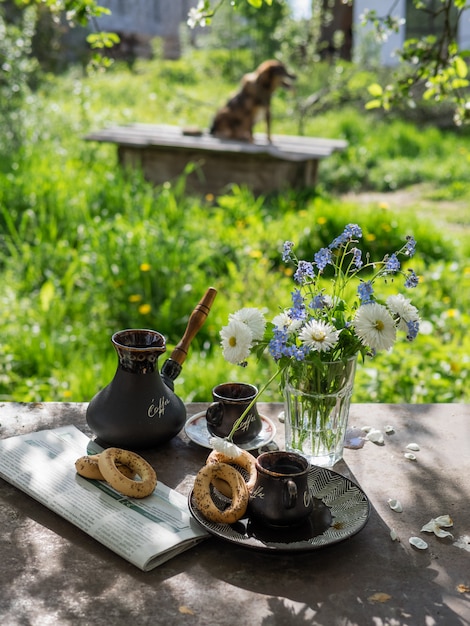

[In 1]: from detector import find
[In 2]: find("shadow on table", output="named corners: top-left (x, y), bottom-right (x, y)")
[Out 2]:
top-left (4, 499), bottom-right (464, 626)
top-left (183, 503), bottom-right (465, 626)
top-left (0, 480), bottom-right (465, 626)
top-left (1, 403), bottom-right (468, 625)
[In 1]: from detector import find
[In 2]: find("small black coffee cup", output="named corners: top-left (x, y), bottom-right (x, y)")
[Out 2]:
top-left (205, 382), bottom-right (262, 444)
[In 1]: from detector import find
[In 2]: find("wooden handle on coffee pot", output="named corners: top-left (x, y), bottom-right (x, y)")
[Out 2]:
top-left (169, 287), bottom-right (217, 366)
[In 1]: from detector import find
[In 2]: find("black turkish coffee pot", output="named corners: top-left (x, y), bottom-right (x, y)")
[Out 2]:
top-left (86, 288), bottom-right (217, 450)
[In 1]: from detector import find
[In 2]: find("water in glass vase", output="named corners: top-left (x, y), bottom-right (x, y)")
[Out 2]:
top-left (283, 356), bottom-right (357, 468)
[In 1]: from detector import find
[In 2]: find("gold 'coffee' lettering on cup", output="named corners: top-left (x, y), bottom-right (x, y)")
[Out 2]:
top-left (147, 397), bottom-right (170, 419)
top-left (239, 412), bottom-right (256, 432)
top-left (251, 485), bottom-right (264, 499)
top-left (303, 490), bottom-right (312, 508)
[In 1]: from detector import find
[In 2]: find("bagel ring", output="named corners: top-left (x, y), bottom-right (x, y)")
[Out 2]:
top-left (75, 454), bottom-right (135, 480)
top-left (97, 448), bottom-right (157, 498)
top-left (206, 448), bottom-right (257, 494)
top-left (193, 462), bottom-right (248, 524)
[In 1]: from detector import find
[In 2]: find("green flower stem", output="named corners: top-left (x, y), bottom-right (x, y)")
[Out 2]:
top-left (227, 367), bottom-right (284, 442)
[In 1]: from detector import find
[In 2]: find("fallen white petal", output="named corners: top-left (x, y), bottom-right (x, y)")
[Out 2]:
top-left (366, 429), bottom-right (384, 445)
top-left (453, 535), bottom-right (470, 552)
top-left (406, 443), bottom-right (420, 451)
top-left (409, 536), bottom-right (428, 550)
top-left (433, 528), bottom-right (454, 539)
top-left (390, 528), bottom-right (400, 541)
top-left (404, 452), bottom-right (417, 461)
top-left (388, 498), bottom-right (403, 512)
top-left (421, 515), bottom-right (454, 538)
top-left (384, 425), bottom-right (395, 434)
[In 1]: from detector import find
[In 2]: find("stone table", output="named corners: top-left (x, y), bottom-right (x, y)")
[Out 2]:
top-left (0, 402), bottom-right (469, 625)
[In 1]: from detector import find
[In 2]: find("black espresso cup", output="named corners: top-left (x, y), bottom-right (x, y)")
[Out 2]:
top-left (205, 382), bottom-right (262, 444)
top-left (249, 451), bottom-right (313, 527)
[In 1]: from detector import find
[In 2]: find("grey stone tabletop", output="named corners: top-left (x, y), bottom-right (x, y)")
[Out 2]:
top-left (0, 402), bottom-right (469, 626)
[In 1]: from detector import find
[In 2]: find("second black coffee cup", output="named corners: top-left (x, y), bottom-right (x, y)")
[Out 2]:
top-left (249, 451), bottom-right (313, 526)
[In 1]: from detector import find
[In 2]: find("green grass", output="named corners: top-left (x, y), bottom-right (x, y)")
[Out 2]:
top-left (0, 50), bottom-right (468, 405)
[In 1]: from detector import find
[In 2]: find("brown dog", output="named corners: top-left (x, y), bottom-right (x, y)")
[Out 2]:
top-left (209, 60), bottom-right (296, 143)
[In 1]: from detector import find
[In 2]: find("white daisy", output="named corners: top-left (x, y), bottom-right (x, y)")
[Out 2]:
top-left (419, 320), bottom-right (433, 335)
top-left (220, 319), bottom-right (253, 364)
top-left (272, 311), bottom-right (303, 335)
top-left (319, 294), bottom-right (342, 309)
top-left (353, 303), bottom-right (396, 351)
top-left (386, 294), bottom-right (420, 332)
top-left (209, 436), bottom-right (242, 458)
top-left (230, 307), bottom-right (266, 341)
top-left (298, 319), bottom-right (340, 352)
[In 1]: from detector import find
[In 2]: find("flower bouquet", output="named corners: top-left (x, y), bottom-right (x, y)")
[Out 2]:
top-left (217, 224), bottom-right (420, 466)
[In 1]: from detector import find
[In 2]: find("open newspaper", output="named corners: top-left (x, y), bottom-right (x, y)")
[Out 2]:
top-left (0, 425), bottom-right (208, 571)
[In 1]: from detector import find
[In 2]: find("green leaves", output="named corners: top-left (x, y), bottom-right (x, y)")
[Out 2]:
top-left (247, 0), bottom-right (273, 7)
top-left (86, 32), bottom-right (120, 49)
top-left (365, 83), bottom-right (384, 110)
top-left (362, 2), bottom-right (470, 125)
top-left (453, 55), bottom-right (469, 79)
top-left (39, 280), bottom-right (56, 313)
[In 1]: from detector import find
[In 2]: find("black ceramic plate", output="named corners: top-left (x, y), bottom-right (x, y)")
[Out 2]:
top-left (188, 465), bottom-right (370, 552)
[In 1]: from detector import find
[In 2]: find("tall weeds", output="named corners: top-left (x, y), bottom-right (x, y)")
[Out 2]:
top-left (0, 52), bottom-right (468, 404)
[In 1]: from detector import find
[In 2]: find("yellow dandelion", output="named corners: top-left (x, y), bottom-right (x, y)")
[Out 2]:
top-left (366, 233), bottom-right (376, 242)
top-left (317, 216), bottom-right (327, 225)
top-left (140, 263), bottom-right (151, 272)
top-left (249, 249), bottom-right (262, 259)
top-left (129, 294), bottom-right (142, 303)
top-left (446, 309), bottom-right (458, 318)
top-left (205, 193), bottom-right (214, 202)
top-left (463, 267), bottom-right (470, 277)
top-left (379, 202), bottom-right (389, 210)
top-left (63, 390), bottom-right (72, 399)
top-left (139, 303), bottom-right (152, 315)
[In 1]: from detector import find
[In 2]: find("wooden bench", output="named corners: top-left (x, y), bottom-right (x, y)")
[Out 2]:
top-left (85, 123), bottom-right (348, 195)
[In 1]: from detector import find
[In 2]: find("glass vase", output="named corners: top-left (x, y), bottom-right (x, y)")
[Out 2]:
top-left (283, 356), bottom-right (357, 468)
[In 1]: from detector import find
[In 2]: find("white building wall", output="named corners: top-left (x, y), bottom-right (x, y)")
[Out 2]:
top-left (460, 7), bottom-right (470, 49)
top-left (353, 0), bottom-right (406, 66)
top-left (353, 0), bottom-right (470, 66)
top-left (95, 0), bottom-right (198, 59)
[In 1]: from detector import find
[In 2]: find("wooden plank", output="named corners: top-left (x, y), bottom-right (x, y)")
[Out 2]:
top-left (123, 123), bottom-right (348, 150)
top-left (86, 130), bottom-right (333, 160)
top-left (85, 124), bottom-right (347, 161)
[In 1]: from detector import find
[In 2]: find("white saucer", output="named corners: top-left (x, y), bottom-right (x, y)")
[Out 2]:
top-left (184, 411), bottom-right (276, 451)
